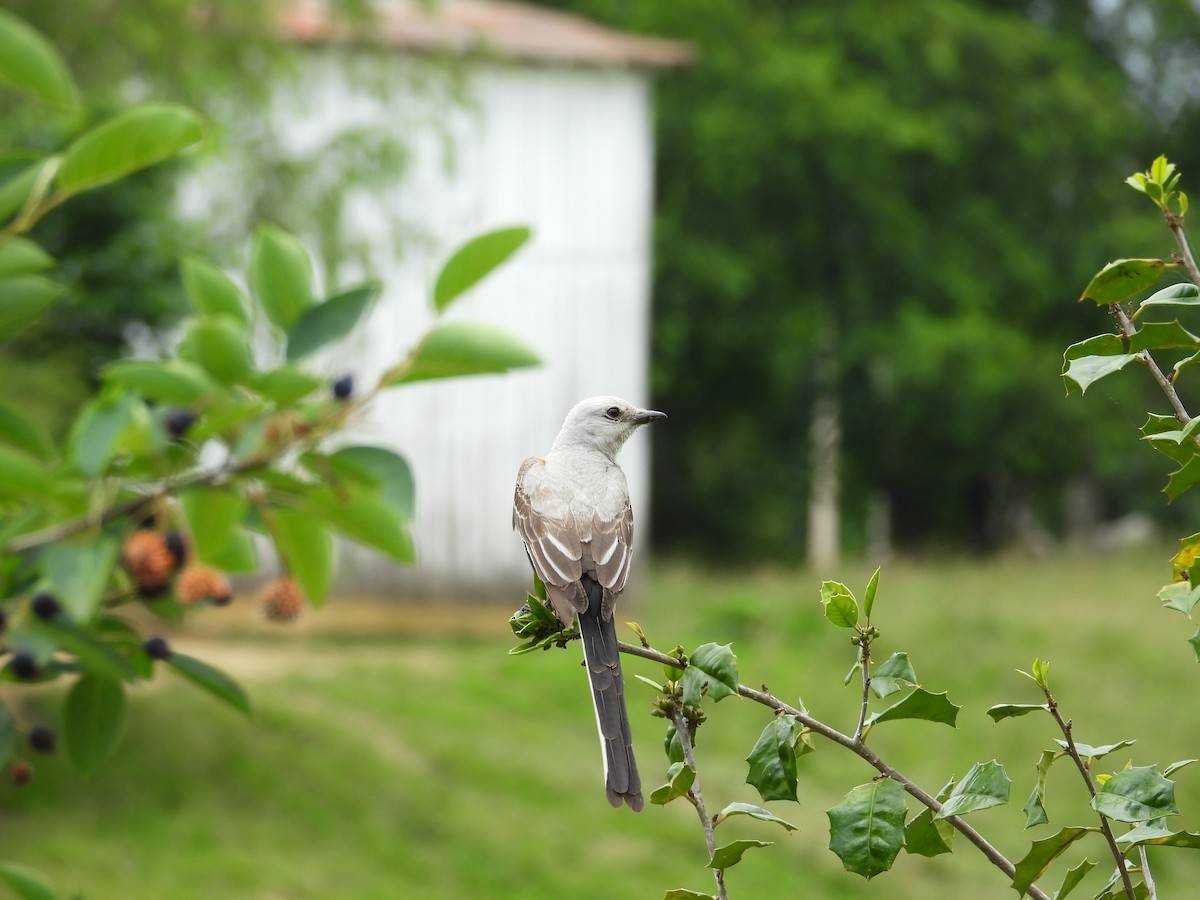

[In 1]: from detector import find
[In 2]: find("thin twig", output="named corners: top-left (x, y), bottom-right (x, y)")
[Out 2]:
top-left (618, 641), bottom-right (1054, 900)
top-left (1111, 305), bottom-right (1193, 426)
top-left (1044, 696), bottom-right (1137, 900)
top-left (852, 631), bottom-right (872, 744)
top-left (1169, 220), bottom-right (1200, 288)
top-left (669, 706), bottom-right (727, 900)
top-left (1140, 845), bottom-right (1156, 900)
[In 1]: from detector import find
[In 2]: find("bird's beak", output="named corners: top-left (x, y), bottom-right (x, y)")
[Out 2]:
top-left (633, 408), bottom-right (667, 425)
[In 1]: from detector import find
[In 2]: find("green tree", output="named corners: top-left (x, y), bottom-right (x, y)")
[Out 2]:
top-left (537, 0), bottom-right (1193, 556)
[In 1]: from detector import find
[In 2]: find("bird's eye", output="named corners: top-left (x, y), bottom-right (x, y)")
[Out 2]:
top-left (605, 406), bottom-right (621, 420)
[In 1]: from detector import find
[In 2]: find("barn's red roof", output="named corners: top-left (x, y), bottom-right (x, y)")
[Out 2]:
top-left (279, 0), bottom-right (692, 69)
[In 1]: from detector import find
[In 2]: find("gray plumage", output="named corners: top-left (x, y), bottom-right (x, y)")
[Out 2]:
top-left (513, 396), bottom-right (666, 811)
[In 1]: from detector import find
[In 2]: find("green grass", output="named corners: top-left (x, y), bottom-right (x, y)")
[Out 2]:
top-left (2, 548), bottom-right (1199, 899)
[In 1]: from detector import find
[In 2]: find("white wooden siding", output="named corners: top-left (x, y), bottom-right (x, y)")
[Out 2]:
top-left (188, 53), bottom-right (660, 598)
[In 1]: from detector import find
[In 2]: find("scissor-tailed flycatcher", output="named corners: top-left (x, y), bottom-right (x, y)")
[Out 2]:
top-left (513, 396), bottom-right (666, 811)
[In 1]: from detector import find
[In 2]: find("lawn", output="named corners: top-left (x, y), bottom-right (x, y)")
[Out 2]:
top-left (1, 547), bottom-right (1198, 899)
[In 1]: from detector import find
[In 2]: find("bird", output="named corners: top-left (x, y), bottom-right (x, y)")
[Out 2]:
top-left (512, 396), bottom-right (666, 811)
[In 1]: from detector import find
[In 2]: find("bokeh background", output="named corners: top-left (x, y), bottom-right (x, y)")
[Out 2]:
top-left (3, 1), bottom-right (1200, 897)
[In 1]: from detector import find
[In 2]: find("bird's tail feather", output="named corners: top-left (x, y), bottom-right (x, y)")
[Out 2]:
top-left (578, 575), bottom-right (642, 812)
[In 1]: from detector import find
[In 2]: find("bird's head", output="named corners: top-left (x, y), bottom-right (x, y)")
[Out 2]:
top-left (552, 396), bottom-right (666, 459)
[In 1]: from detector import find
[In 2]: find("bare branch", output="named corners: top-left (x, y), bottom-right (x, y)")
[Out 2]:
top-left (668, 706), bottom-right (727, 900)
top-left (1043, 693), bottom-right (1138, 900)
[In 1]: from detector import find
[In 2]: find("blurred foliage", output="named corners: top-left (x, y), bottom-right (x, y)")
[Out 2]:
top-left (0, 1), bottom-right (447, 437)
top-left (536, 0), bottom-right (1200, 556)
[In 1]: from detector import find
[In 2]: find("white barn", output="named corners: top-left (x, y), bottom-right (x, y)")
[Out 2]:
top-left (211, 1), bottom-right (689, 599)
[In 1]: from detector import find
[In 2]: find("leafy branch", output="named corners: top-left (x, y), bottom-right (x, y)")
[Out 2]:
top-left (618, 636), bottom-right (1052, 900)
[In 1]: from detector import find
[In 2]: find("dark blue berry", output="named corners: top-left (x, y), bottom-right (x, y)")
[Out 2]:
top-left (28, 725), bottom-right (55, 754)
top-left (165, 408), bottom-right (197, 439)
top-left (143, 635), bottom-right (172, 660)
top-left (164, 532), bottom-right (187, 568)
top-left (31, 592), bottom-right (61, 620)
top-left (331, 374), bottom-right (354, 400)
top-left (10, 652), bottom-right (38, 680)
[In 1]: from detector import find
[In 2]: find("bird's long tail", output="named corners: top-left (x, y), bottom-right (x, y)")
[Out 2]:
top-left (578, 574), bottom-right (642, 812)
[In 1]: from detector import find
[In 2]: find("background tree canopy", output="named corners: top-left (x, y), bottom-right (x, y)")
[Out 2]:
top-left (534, 0), bottom-right (1200, 557)
top-left (7, 0), bottom-right (1200, 558)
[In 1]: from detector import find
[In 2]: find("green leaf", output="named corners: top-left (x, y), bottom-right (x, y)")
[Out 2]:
top-left (180, 488), bottom-right (247, 568)
top-left (681, 642), bottom-right (738, 705)
top-left (1053, 739), bottom-right (1134, 762)
top-left (305, 486), bottom-right (413, 563)
top-left (826, 779), bottom-right (906, 880)
top-left (0, 398), bottom-right (54, 460)
top-left (986, 703), bottom-right (1048, 723)
top-left (327, 446), bottom-right (416, 519)
top-left (0, 8), bottom-right (77, 108)
top-left (0, 861), bottom-right (60, 900)
top-left (1054, 857), bottom-right (1096, 899)
top-left (251, 225), bottom-right (315, 331)
top-left (712, 802), bottom-right (797, 832)
top-left (286, 282), bottom-right (380, 361)
top-left (42, 537), bottom-right (120, 623)
top-left (26, 617), bottom-right (136, 682)
top-left (180, 253), bottom-right (247, 322)
top-left (1117, 827), bottom-right (1200, 849)
top-left (179, 315), bottom-right (252, 385)
top-left (1092, 766), bottom-right (1179, 823)
top-left (1079, 259), bottom-right (1170, 305)
top-left (253, 366), bottom-right (323, 406)
top-left (862, 566), bottom-right (880, 618)
top-left (1128, 320), bottom-right (1200, 352)
top-left (0, 274), bottom-right (63, 339)
top-left (870, 651), bottom-right (917, 699)
top-left (383, 321), bottom-right (540, 386)
top-left (1139, 281), bottom-right (1200, 309)
top-left (206, 529), bottom-right (257, 574)
top-left (664, 723), bottom-right (684, 764)
top-left (103, 359), bottom-right (220, 406)
top-left (433, 226), bottom-right (531, 312)
top-left (63, 674), bottom-right (126, 776)
top-left (1029, 749), bottom-right (1062, 829)
top-left (271, 506), bottom-right (334, 607)
top-left (904, 777), bottom-right (955, 858)
top-left (708, 839), bottom-right (772, 870)
top-left (57, 103), bottom-right (203, 195)
top-left (1163, 758), bottom-right (1198, 777)
top-left (935, 760), bottom-right (1010, 819)
top-left (1159, 580), bottom-right (1200, 616)
top-left (167, 653), bottom-right (250, 714)
top-left (819, 580), bottom-right (858, 628)
top-left (1063, 334), bottom-right (1125, 360)
top-left (0, 237), bottom-right (53, 277)
top-left (745, 715), bottom-right (801, 802)
top-left (0, 703), bottom-right (15, 767)
top-left (650, 761), bottom-right (695, 806)
top-left (0, 154), bottom-right (43, 223)
top-left (67, 393), bottom-right (137, 477)
top-left (1166, 456), bottom-right (1200, 501)
top-left (662, 891), bottom-right (715, 900)
top-left (1010, 827), bottom-right (1098, 896)
top-left (0, 443), bottom-right (50, 497)
top-left (1062, 354), bottom-right (1139, 395)
top-left (866, 688), bottom-right (959, 728)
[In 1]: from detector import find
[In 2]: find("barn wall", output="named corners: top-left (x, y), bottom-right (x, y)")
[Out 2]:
top-left (187, 51), bottom-right (661, 599)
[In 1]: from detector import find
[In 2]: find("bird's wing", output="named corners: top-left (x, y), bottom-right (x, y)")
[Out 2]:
top-left (588, 500), bottom-right (633, 600)
top-left (514, 458), bottom-right (585, 604)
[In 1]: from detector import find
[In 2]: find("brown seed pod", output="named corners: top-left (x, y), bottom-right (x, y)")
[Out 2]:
top-left (121, 531), bottom-right (175, 596)
top-left (175, 565), bottom-right (233, 607)
top-left (259, 577), bottom-right (304, 623)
